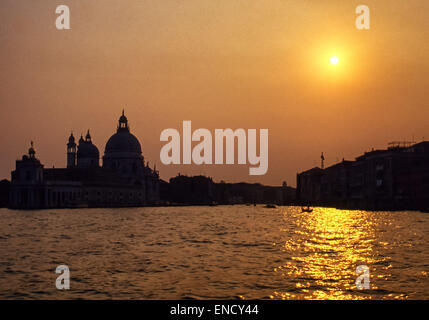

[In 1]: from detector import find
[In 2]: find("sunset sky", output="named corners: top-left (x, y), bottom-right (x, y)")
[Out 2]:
top-left (0, 0), bottom-right (428, 186)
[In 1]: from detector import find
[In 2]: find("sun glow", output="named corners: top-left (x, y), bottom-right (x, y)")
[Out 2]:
top-left (330, 56), bottom-right (339, 65)
top-left (302, 40), bottom-right (364, 86)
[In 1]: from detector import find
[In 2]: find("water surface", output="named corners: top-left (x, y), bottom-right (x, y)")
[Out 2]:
top-left (0, 206), bottom-right (428, 299)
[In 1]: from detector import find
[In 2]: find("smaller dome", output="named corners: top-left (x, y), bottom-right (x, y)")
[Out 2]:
top-left (77, 141), bottom-right (99, 158)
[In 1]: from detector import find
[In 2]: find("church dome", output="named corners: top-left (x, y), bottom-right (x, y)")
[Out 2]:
top-left (77, 141), bottom-right (99, 158)
top-left (77, 130), bottom-right (99, 158)
top-left (104, 110), bottom-right (142, 155)
top-left (103, 111), bottom-right (145, 175)
top-left (105, 131), bottom-right (142, 154)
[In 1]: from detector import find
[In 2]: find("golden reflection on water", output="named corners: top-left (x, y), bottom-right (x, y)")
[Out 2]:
top-left (273, 207), bottom-right (405, 300)
top-left (2, 206), bottom-right (426, 299)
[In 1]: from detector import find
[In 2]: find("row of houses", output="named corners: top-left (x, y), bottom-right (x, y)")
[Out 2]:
top-left (297, 141), bottom-right (429, 210)
top-left (160, 174), bottom-right (295, 206)
top-left (1, 171), bottom-right (295, 209)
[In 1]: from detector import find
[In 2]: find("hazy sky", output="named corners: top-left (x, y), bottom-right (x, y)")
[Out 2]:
top-left (0, 0), bottom-right (428, 186)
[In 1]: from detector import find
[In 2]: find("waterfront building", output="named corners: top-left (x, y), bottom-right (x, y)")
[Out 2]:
top-left (162, 174), bottom-right (295, 206)
top-left (9, 112), bottom-right (160, 209)
top-left (214, 181), bottom-right (295, 205)
top-left (297, 141), bottom-right (429, 210)
top-left (0, 180), bottom-right (9, 207)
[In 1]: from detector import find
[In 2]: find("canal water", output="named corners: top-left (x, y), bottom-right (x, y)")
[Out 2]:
top-left (0, 206), bottom-right (428, 299)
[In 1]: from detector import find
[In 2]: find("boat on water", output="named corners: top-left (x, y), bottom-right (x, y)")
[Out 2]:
top-left (301, 206), bottom-right (313, 213)
top-left (264, 204), bottom-right (277, 208)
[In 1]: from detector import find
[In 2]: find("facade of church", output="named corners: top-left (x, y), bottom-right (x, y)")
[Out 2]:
top-left (9, 112), bottom-right (160, 209)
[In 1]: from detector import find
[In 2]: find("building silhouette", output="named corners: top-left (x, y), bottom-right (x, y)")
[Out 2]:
top-left (0, 180), bottom-right (9, 207)
top-left (9, 111), bottom-right (160, 209)
top-left (160, 174), bottom-right (295, 206)
top-left (297, 141), bottom-right (429, 210)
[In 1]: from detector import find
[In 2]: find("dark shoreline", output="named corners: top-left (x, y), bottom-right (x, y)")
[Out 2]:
top-left (2, 203), bottom-right (429, 213)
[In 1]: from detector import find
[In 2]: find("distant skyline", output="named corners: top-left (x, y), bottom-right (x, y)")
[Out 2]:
top-left (1, 0), bottom-right (428, 186)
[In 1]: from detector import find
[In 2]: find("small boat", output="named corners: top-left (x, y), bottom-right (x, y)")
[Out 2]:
top-left (264, 204), bottom-right (277, 208)
top-left (301, 206), bottom-right (313, 213)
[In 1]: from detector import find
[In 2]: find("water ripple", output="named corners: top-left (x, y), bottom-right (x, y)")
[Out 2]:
top-left (0, 206), bottom-right (428, 299)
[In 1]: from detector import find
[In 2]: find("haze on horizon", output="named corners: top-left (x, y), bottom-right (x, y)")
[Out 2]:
top-left (0, 0), bottom-right (428, 187)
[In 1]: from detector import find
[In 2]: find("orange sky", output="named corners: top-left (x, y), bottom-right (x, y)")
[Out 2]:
top-left (0, 0), bottom-right (428, 186)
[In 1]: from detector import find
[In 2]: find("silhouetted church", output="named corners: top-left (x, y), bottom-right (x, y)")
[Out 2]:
top-left (9, 111), bottom-right (160, 209)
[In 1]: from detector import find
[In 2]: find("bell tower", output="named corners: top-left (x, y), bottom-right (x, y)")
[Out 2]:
top-left (67, 132), bottom-right (77, 168)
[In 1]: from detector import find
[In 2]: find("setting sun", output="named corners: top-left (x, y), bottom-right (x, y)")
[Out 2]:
top-left (330, 56), bottom-right (339, 65)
